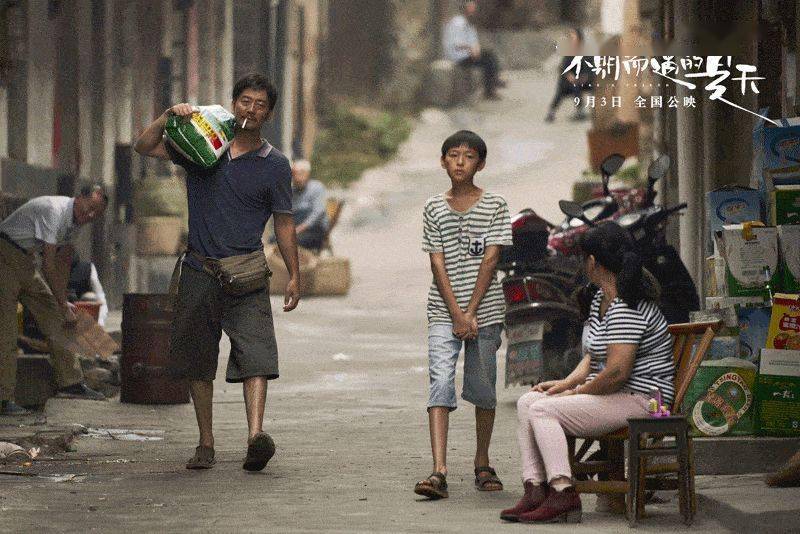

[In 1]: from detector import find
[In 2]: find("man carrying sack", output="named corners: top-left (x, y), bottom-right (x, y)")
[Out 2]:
top-left (0, 186), bottom-right (108, 416)
top-left (134, 73), bottom-right (300, 472)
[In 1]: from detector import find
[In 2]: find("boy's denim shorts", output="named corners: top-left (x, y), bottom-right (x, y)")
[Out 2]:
top-left (427, 323), bottom-right (503, 411)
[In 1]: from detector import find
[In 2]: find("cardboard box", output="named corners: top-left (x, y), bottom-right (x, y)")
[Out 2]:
top-left (705, 256), bottom-right (728, 297)
top-left (767, 294), bottom-right (800, 349)
top-left (756, 349), bottom-right (800, 436)
top-left (753, 116), bottom-right (800, 172)
top-left (737, 306), bottom-right (771, 364)
top-left (753, 116), bottom-right (800, 220)
top-left (703, 336), bottom-right (741, 361)
top-left (771, 185), bottom-right (800, 225)
top-left (762, 167), bottom-right (800, 223)
top-left (706, 186), bottom-right (763, 254)
top-left (704, 296), bottom-right (766, 327)
top-left (718, 224), bottom-right (779, 297)
top-left (682, 358), bottom-right (757, 437)
top-left (778, 225), bottom-right (800, 292)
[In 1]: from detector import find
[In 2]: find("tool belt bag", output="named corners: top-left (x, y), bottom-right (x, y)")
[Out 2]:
top-left (192, 249), bottom-right (271, 296)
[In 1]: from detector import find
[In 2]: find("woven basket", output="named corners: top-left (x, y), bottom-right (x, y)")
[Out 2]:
top-left (310, 256), bottom-right (351, 296)
top-left (266, 245), bottom-right (317, 296)
top-left (136, 216), bottom-right (182, 256)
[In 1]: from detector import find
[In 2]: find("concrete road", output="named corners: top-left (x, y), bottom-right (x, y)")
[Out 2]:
top-left (2, 71), bottom-right (799, 533)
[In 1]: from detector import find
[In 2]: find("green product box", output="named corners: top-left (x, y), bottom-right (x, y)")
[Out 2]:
top-left (757, 349), bottom-right (800, 437)
top-left (718, 225), bottom-right (780, 297)
top-left (771, 185), bottom-right (800, 225)
top-left (681, 358), bottom-right (757, 437)
top-left (778, 225), bottom-right (800, 292)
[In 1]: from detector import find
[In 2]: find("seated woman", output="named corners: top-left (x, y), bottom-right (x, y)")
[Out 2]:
top-left (500, 221), bottom-right (674, 524)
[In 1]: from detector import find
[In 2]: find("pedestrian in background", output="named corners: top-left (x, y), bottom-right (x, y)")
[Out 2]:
top-left (545, 27), bottom-right (594, 123)
top-left (0, 186), bottom-right (108, 416)
top-left (443, 1), bottom-right (505, 100)
top-left (414, 130), bottom-right (512, 500)
top-left (134, 73), bottom-right (300, 472)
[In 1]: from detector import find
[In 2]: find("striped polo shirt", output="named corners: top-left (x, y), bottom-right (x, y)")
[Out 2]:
top-left (422, 192), bottom-right (513, 327)
top-left (585, 290), bottom-right (676, 404)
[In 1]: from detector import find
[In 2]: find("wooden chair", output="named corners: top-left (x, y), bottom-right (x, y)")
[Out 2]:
top-left (568, 320), bottom-right (722, 519)
top-left (321, 198), bottom-right (344, 255)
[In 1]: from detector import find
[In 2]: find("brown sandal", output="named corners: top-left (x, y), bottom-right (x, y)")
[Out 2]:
top-left (414, 472), bottom-right (449, 500)
top-left (186, 445), bottom-right (215, 469)
top-left (475, 466), bottom-right (503, 491)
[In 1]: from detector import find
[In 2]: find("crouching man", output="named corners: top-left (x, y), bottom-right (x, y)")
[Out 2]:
top-left (0, 186), bottom-right (108, 415)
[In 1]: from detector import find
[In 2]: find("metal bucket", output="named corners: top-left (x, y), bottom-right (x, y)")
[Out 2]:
top-left (121, 294), bottom-right (189, 404)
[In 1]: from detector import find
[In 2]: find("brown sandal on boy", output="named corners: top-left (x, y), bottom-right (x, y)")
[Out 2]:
top-left (475, 466), bottom-right (503, 491)
top-left (414, 472), bottom-right (449, 500)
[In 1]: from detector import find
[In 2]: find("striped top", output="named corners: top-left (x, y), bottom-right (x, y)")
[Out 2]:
top-left (422, 192), bottom-right (513, 327)
top-left (585, 290), bottom-right (676, 404)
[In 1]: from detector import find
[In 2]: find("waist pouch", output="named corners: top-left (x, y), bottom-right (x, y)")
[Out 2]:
top-left (189, 249), bottom-right (272, 296)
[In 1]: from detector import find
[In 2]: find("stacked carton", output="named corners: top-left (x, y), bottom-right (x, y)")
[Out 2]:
top-left (686, 116), bottom-right (800, 436)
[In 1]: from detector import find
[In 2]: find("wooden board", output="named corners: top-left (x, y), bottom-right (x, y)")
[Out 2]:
top-left (60, 310), bottom-right (119, 361)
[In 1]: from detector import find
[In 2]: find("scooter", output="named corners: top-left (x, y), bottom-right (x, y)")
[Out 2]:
top-left (560, 154), bottom-right (700, 324)
top-left (499, 153), bottom-right (632, 270)
top-left (501, 154), bottom-right (642, 387)
top-left (503, 154), bottom-right (697, 387)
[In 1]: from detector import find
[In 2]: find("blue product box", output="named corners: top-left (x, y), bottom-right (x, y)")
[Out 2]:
top-left (752, 113), bottom-right (800, 221)
top-left (737, 306), bottom-right (772, 364)
top-left (704, 336), bottom-right (741, 361)
top-left (753, 116), bottom-right (800, 171)
top-left (706, 186), bottom-right (763, 253)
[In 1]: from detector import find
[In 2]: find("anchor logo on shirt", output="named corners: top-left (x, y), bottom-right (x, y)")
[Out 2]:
top-left (469, 235), bottom-right (486, 257)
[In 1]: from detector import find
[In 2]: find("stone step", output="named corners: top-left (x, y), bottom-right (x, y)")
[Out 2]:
top-left (15, 353), bottom-right (55, 408)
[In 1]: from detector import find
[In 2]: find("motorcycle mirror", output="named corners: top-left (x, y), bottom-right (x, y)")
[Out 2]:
top-left (600, 154), bottom-right (626, 179)
top-left (600, 153), bottom-right (625, 196)
top-left (647, 154), bottom-right (671, 184)
top-left (559, 200), bottom-right (586, 221)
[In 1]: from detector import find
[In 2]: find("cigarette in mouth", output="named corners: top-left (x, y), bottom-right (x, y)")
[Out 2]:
top-left (242, 118), bottom-right (248, 129)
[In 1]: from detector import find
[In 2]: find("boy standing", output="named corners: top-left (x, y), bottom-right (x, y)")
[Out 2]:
top-left (414, 130), bottom-right (512, 499)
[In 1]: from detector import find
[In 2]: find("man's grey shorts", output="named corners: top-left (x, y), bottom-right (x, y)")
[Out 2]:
top-left (169, 264), bottom-right (279, 382)
top-left (427, 323), bottom-right (503, 411)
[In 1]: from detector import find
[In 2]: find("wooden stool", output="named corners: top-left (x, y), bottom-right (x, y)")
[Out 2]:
top-left (627, 416), bottom-right (693, 527)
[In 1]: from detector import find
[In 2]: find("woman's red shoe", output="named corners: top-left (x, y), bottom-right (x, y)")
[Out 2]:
top-left (499, 481), bottom-right (548, 522)
top-left (518, 486), bottom-right (582, 524)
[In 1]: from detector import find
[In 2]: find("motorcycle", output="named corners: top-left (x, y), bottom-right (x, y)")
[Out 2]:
top-left (502, 154), bottom-right (698, 387)
top-left (499, 153), bottom-right (631, 270)
top-left (500, 154), bottom-right (633, 387)
top-left (560, 154), bottom-right (700, 324)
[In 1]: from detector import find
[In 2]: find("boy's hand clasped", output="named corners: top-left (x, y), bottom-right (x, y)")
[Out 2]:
top-left (452, 310), bottom-right (478, 340)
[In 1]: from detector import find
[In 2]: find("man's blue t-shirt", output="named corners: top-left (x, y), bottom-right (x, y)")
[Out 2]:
top-left (166, 141), bottom-right (293, 271)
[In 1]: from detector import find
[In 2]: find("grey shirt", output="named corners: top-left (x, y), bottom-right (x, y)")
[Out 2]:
top-left (422, 192), bottom-right (513, 327)
top-left (0, 196), bottom-right (76, 254)
top-left (293, 179), bottom-right (329, 233)
top-left (442, 14), bottom-right (479, 63)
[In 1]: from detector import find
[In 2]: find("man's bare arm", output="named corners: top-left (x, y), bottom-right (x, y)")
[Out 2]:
top-left (273, 213), bottom-right (300, 312)
top-left (41, 244), bottom-right (72, 305)
top-left (133, 103), bottom-right (194, 159)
